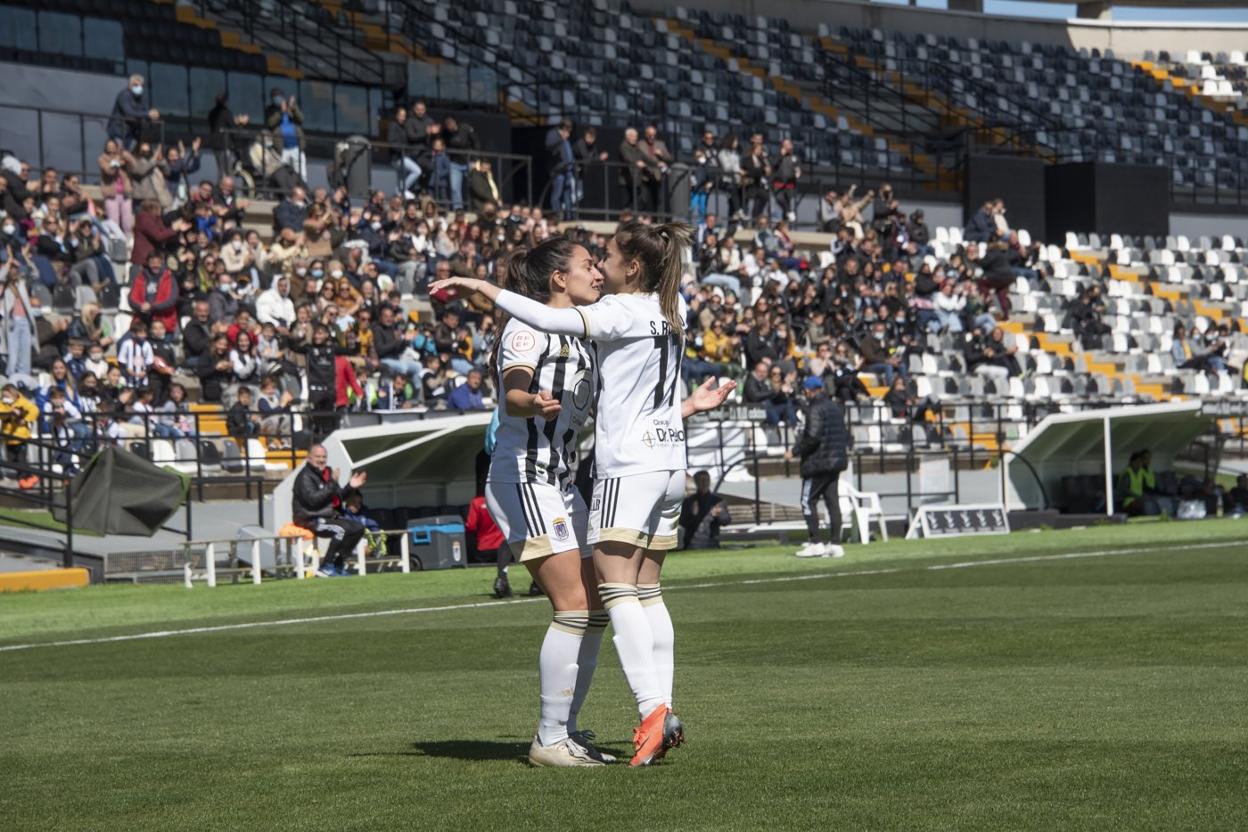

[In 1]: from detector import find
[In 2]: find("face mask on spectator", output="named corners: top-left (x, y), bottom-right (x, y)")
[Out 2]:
top-left (331, 270), bottom-right (344, 279)
top-left (90, 351), bottom-right (103, 362)
top-left (233, 240), bottom-right (243, 251)
top-left (1, 395), bottom-right (13, 405)
top-left (2, 223), bottom-right (14, 236)
top-left (296, 267), bottom-right (307, 276)
top-left (220, 279), bottom-right (232, 290)
top-left (131, 84), bottom-right (143, 95)
top-left (30, 307), bottom-right (43, 318)
top-left (311, 269), bottom-right (324, 278)
top-left (370, 221), bottom-right (382, 231)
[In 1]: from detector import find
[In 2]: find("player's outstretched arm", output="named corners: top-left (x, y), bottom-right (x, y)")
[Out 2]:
top-left (683, 378), bottom-right (738, 418)
top-left (427, 277), bottom-right (587, 338)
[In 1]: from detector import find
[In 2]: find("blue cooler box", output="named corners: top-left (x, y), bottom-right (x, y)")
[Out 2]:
top-left (406, 515), bottom-right (466, 570)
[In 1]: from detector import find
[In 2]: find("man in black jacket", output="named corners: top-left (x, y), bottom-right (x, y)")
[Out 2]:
top-left (293, 443), bottom-right (368, 577)
top-left (290, 323), bottom-right (344, 438)
top-left (785, 376), bottom-right (849, 558)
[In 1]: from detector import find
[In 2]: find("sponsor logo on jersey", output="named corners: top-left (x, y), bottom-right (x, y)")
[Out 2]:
top-left (641, 427), bottom-right (685, 448)
top-left (591, 497), bottom-right (601, 512)
top-left (509, 330), bottom-right (535, 352)
top-left (553, 516), bottom-right (570, 541)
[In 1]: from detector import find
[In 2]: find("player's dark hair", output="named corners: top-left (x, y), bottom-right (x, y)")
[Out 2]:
top-left (613, 220), bottom-right (691, 337)
top-left (490, 236), bottom-right (580, 381)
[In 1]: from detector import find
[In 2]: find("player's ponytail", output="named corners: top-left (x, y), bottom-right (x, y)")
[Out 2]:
top-left (614, 220), bottom-right (691, 337)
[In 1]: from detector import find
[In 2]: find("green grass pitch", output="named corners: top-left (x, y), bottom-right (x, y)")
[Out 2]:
top-left (2, 520), bottom-right (1246, 831)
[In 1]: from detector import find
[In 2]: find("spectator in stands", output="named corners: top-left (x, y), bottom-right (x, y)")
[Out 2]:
top-left (572, 125), bottom-right (608, 190)
top-left (0, 383), bottom-right (39, 488)
top-left (617, 127), bottom-right (647, 212)
top-left (292, 444), bottom-right (367, 577)
top-left (447, 367), bottom-right (487, 411)
top-left (442, 115), bottom-right (479, 211)
top-left (742, 134), bottom-right (770, 220)
top-left (547, 120), bottom-right (577, 221)
top-left (468, 159), bottom-right (500, 213)
top-left (638, 124), bottom-right (673, 214)
top-left (964, 199), bottom-right (998, 242)
top-left (679, 470), bottom-right (732, 549)
top-left (128, 249), bottom-right (178, 336)
top-left (933, 277), bottom-right (968, 334)
top-left (108, 74), bottom-right (150, 149)
top-left (227, 385), bottom-right (261, 441)
top-left (818, 189), bottom-right (840, 234)
top-left (1067, 285), bottom-right (1109, 350)
top-left (274, 185), bottom-right (309, 233)
top-left (131, 200), bottom-right (187, 268)
top-left (1, 262), bottom-right (35, 387)
top-left (965, 325), bottom-right (1021, 380)
top-left (266, 88), bottom-right (306, 183)
top-left (207, 92), bottom-right (250, 178)
top-left (772, 139), bottom-right (801, 223)
top-left (98, 140), bottom-right (134, 237)
top-left (969, 241), bottom-right (1015, 317)
top-left (197, 334), bottom-right (235, 404)
top-left (388, 106), bottom-right (421, 199)
top-left (717, 132), bottom-right (744, 222)
top-left (858, 320), bottom-right (907, 387)
top-left (127, 140), bottom-right (173, 214)
top-left (689, 145), bottom-right (715, 225)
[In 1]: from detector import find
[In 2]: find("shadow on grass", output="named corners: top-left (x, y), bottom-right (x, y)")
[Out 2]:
top-left (351, 739), bottom-right (631, 763)
top-left (349, 740), bottom-right (529, 762)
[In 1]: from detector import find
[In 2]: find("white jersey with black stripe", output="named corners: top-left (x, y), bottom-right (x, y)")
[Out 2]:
top-left (488, 318), bottom-right (595, 486)
top-left (576, 293), bottom-right (686, 478)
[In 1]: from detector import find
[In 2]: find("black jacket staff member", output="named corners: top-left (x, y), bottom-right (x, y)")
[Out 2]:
top-left (293, 443), bottom-right (368, 576)
top-left (785, 377), bottom-right (850, 558)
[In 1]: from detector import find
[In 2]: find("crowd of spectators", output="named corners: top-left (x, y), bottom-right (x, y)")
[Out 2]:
top-left (5, 76), bottom-right (1245, 490)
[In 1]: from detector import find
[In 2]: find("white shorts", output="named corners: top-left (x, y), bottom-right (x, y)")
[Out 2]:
top-left (588, 470), bottom-right (684, 551)
top-left (485, 480), bottom-right (589, 562)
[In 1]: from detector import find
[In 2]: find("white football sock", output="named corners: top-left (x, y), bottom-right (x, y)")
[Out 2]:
top-left (639, 584), bottom-right (674, 708)
top-left (599, 583), bottom-right (665, 719)
top-left (567, 609), bottom-right (608, 735)
top-left (536, 610), bottom-right (587, 747)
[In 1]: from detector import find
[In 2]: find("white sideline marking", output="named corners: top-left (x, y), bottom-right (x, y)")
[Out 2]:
top-left (1, 539), bottom-right (1242, 654)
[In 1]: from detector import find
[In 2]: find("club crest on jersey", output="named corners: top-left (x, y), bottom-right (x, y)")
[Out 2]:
top-left (552, 517), bottom-right (570, 541)
top-left (558, 343), bottom-right (570, 359)
top-left (509, 331), bottom-right (535, 352)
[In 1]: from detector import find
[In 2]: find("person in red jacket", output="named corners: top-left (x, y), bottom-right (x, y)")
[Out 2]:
top-left (466, 492), bottom-right (509, 596)
top-left (128, 250), bottom-right (179, 334)
top-left (333, 354), bottom-right (363, 411)
top-left (130, 200), bottom-right (188, 268)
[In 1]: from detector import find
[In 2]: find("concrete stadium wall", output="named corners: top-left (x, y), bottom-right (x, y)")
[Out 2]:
top-left (633, 0), bottom-right (1248, 59)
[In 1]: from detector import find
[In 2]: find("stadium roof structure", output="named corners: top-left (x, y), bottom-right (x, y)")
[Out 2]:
top-left (948, 0), bottom-right (1246, 18)
top-left (270, 413), bottom-right (493, 533)
top-left (1003, 400), bottom-right (1213, 515)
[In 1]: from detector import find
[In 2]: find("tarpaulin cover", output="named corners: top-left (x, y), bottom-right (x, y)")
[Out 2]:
top-left (53, 446), bottom-right (185, 535)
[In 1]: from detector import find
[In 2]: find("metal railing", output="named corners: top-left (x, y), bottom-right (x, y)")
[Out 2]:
top-left (179, 526), bottom-right (414, 587)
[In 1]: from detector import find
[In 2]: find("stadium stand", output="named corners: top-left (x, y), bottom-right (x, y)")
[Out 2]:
top-left (0, 0), bottom-right (1245, 539)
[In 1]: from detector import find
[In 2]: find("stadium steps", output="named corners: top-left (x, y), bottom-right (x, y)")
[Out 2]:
top-left (660, 18), bottom-right (938, 176)
top-left (819, 37), bottom-right (1054, 166)
top-left (1133, 60), bottom-right (1248, 129)
top-left (309, 0), bottom-right (443, 65)
top-left (152, 0), bottom-right (306, 79)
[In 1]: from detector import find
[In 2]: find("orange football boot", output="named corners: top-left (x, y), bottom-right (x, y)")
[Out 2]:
top-left (629, 704), bottom-right (671, 767)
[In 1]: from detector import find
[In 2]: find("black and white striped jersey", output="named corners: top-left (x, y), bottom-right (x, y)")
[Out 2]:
top-left (488, 318), bottom-right (595, 487)
top-left (579, 292), bottom-right (686, 478)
